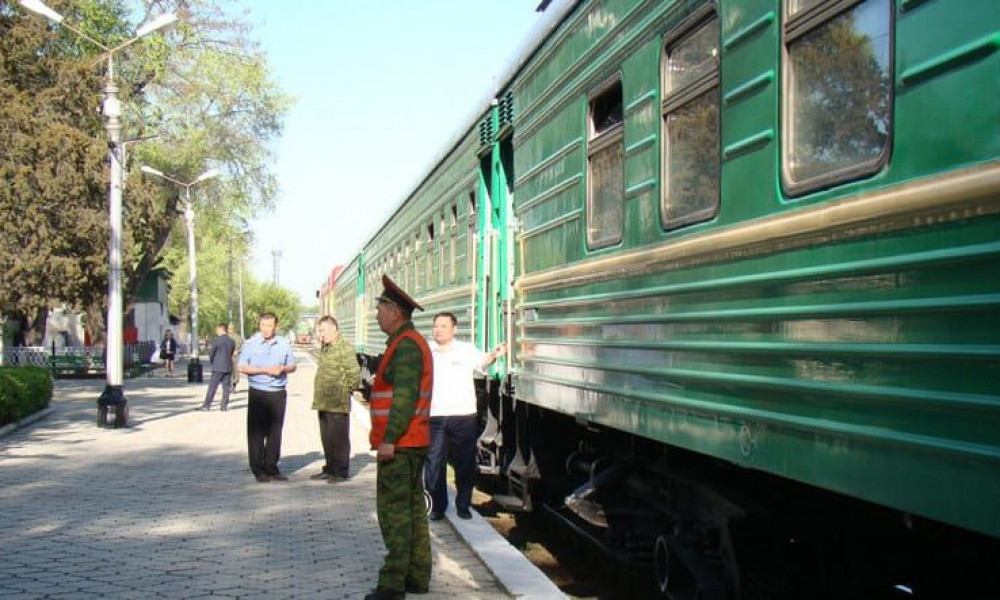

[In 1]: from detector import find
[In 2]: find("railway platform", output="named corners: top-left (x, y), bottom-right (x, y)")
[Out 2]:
top-left (0, 352), bottom-right (565, 599)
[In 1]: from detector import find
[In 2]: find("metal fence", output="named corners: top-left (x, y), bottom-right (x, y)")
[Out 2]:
top-left (0, 341), bottom-right (158, 371)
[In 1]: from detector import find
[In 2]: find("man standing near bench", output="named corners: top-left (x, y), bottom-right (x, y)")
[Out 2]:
top-left (198, 324), bottom-right (236, 411)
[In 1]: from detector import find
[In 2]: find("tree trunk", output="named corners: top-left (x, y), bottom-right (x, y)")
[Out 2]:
top-left (24, 307), bottom-right (47, 346)
top-left (86, 301), bottom-right (107, 348)
top-left (10, 308), bottom-right (48, 346)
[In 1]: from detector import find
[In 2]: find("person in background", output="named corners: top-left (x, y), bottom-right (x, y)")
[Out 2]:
top-left (310, 316), bottom-right (361, 482)
top-left (199, 323), bottom-right (236, 411)
top-left (365, 275), bottom-right (433, 600)
top-left (227, 323), bottom-right (243, 392)
top-left (238, 312), bottom-right (296, 483)
top-left (160, 330), bottom-right (178, 377)
top-left (425, 312), bottom-right (504, 521)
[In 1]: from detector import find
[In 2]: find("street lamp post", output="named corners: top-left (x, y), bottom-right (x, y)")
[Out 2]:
top-left (140, 166), bottom-right (219, 383)
top-left (20, 0), bottom-right (177, 428)
top-left (238, 258), bottom-right (245, 339)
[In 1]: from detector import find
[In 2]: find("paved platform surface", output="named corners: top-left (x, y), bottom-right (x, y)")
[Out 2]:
top-left (0, 352), bottom-right (560, 599)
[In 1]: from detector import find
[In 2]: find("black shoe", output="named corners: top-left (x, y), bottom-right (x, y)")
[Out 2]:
top-left (310, 471), bottom-right (332, 480)
top-left (456, 508), bottom-right (473, 520)
top-left (220, 405), bottom-right (228, 412)
top-left (405, 581), bottom-right (429, 594)
top-left (364, 588), bottom-right (404, 600)
top-left (254, 474), bottom-right (271, 483)
top-left (428, 511), bottom-right (444, 521)
top-left (270, 473), bottom-right (289, 481)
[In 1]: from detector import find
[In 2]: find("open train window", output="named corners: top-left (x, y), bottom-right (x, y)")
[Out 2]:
top-left (662, 14), bottom-right (720, 229)
top-left (782, 0), bottom-right (892, 195)
top-left (586, 77), bottom-right (624, 250)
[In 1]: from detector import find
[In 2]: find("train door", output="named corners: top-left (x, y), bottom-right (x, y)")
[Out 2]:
top-left (476, 96), bottom-right (522, 490)
top-left (474, 101), bottom-right (512, 368)
top-left (355, 251), bottom-right (365, 351)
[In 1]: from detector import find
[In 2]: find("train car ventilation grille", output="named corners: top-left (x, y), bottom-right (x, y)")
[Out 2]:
top-left (499, 91), bottom-right (514, 128)
top-left (479, 118), bottom-right (493, 149)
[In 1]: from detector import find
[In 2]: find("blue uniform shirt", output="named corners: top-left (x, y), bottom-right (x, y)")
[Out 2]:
top-left (239, 333), bottom-right (296, 391)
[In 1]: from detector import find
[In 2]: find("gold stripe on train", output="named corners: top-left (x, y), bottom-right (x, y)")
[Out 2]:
top-left (517, 161), bottom-right (1000, 293)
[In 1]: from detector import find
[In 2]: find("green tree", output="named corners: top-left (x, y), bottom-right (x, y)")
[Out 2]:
top-left (241, 280), bottom-right (300, 340)
top-left (0, 0), bottom-right (117, 343)
top-left (0, 0), bottom-right (289, 345)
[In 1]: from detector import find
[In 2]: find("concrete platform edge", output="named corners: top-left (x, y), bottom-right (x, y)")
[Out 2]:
top-left (445, 485), bottom-right (568, 600)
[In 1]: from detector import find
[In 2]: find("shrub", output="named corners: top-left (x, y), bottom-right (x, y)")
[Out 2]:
top-left (0, 367), bottom-right (53, 428)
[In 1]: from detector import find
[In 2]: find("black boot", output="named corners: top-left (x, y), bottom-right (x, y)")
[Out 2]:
top-left (363, 588), bottom-right (404, 600)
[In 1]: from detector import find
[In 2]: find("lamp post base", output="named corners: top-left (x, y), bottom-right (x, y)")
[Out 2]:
top-left (187, 358), bottom-right (203, 383)
top-left (97, 385), bottom-right (128, 428)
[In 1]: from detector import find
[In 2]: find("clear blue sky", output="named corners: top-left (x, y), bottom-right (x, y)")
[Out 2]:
top-left (240, 1), bottom-right (546, 304)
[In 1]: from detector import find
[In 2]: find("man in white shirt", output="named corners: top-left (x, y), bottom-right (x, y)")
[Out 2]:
top-left (425, 312), bottom-right (504, 520)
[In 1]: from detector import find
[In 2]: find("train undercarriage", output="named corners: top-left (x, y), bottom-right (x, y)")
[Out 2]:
top-left (476, 381), bottom-right (1000, 600)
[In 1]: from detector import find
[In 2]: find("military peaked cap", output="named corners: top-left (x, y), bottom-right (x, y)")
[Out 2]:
top-left (376, 274), bottom-right (423, 313)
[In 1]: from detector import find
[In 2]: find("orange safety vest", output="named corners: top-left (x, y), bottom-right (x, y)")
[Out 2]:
top-left (369, 328), bottom-right (433, 448)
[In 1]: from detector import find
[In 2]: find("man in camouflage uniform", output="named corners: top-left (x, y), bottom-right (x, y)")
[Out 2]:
top-left (365, 275), bottom-right (433, 600)
top-left (310, 316), bottom-right (360, 481)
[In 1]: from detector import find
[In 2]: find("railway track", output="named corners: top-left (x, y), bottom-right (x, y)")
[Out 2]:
top-left (473, 489), bottom-right (660, 600)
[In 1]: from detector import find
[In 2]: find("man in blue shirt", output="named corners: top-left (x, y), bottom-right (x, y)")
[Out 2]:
top-left (238, 312), bottom-right (297, 482)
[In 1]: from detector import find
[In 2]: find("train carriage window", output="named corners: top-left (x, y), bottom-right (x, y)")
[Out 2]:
top-left (413, 234), bottom-right (423, 292)
top-left (587, 78), bottom-right (624, 249)
top-left (467, 191), bottom-right (476, 280)
top-left (782, 0), bottom-right (892, 193)
top-left (426, 222), bottom-right (434, 289)
top-left (404, 243), bottom-right (411, 291)
top-left (450, 204), bottom-right (458, 283)
top-left (662, 16), bottom-right (720, 229)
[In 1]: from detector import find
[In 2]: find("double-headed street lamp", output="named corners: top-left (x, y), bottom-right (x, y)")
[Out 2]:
top-left (140, 166), bottom-right (219, 383)
top-left (20, 0), bottom-right (177, 427)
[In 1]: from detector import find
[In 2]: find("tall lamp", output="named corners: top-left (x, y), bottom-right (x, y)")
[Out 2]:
top-left (20, 0), bottom-right (177, 428)
top-left (140, 166), bottom-right (219, 383)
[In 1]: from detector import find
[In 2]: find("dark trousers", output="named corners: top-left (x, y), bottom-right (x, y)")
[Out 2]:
top-left (202, 370), bottom-right (231, 409)
top-left (317, 411), bottom-right (351, 478)
top-left (229, 359), bottom-right (240, 390)
top-left (423, 414), bottom-right (478, 514)
top-left (247, 388), bottom-right (287, 476)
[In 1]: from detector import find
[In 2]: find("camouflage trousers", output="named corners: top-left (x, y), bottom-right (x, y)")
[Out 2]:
top-left (376, 450), bottom-right (431, 592)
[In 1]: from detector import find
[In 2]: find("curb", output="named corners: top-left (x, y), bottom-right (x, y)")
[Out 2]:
top-left (444, 487), bottom-right (568, 599)
top-left (0, 406), bottom-right (55, 440)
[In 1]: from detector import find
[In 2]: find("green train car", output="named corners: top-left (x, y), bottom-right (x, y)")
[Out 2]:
top-left (332, 0), bottom-right (1000, 596)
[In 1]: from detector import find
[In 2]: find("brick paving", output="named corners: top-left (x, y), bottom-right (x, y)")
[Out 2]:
top-left (0, 353), bottom-right (513, 599)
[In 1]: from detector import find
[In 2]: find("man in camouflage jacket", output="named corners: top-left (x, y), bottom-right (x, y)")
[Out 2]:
top-left (311, 316), bottom-right (361, 481)
top-left (365, 276), bottom-right (433, 600)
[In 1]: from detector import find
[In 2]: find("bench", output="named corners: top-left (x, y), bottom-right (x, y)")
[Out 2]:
top-left (50, 355), bottom-right (105, 378)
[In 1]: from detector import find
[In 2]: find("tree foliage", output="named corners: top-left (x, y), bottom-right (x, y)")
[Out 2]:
top-left (0, 0), bottom-right (291, 344)
top-left (240, 280), bottom-right (300, 341)
top-left (0, 0), bottom-right (114, 342)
